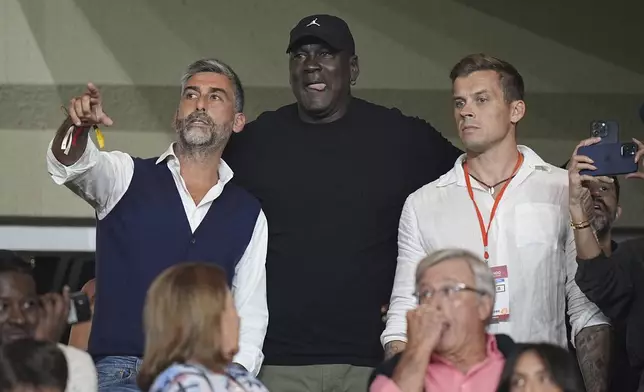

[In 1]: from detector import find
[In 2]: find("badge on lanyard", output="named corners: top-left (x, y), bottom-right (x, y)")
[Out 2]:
top-left (463, 152), bottom-right (524, 322)
top-left (490, 265), bottom-right (510, 321)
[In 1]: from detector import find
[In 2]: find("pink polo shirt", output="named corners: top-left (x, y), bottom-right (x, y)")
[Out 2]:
top-left (370, 334), bottom-right (505, 392)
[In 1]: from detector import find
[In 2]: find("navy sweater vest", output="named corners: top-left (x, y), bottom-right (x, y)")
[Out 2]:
top-left (88, 157), bottom-right (260, 358)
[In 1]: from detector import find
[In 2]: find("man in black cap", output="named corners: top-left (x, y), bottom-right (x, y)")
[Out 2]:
top-left (223, 14), bottom-right (462, 391)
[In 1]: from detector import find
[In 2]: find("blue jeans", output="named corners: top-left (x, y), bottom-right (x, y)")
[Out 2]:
top-left (95, 356), bottom-right (143, 392)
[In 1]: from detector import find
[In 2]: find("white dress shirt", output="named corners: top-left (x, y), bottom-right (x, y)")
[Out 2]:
top-left (47, 139), bottom-right (268, 375)
top-left (382, 145), bottom-right (608, 348)
top-left (58, 343), bottom-right (98, 392)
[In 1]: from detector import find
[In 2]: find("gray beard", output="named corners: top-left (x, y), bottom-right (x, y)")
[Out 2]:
top-left (589, 207), bottom-right (615, 240)
top-left (174, 118), bottom-right (232, 160)
top-left (591, 215), bottom-right (612, 239)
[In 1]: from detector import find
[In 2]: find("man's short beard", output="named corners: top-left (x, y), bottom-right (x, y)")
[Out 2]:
top-left (174, 111), bottom-right (232, 157)
top-left (592, 215), bottom-right (613, 239)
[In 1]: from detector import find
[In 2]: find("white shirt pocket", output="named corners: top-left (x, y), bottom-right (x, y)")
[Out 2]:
top-left (514, 203), bottom-right (562, 249)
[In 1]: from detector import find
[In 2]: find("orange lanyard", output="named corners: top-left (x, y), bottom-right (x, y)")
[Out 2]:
top-left (462, 153), bottom-right (524, 261)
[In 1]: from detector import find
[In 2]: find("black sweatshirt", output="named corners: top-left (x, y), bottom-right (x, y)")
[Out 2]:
top-left (575, 237), bottom-right (644, 391)
top-left (223, 98), bottom-right (462, 367)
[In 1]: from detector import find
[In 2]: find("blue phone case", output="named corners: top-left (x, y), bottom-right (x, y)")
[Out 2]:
top-left (591, 120), bottom-right (619, 145)
top-left (578, 143), bottom-right (638, 176)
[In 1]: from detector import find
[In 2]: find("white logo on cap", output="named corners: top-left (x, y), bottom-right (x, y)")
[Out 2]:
top-left (306, 18), bottom-right (321, 27)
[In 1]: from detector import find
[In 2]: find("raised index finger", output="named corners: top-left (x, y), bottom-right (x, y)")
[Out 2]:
top-left (86, 82), bottom-right (101, 99)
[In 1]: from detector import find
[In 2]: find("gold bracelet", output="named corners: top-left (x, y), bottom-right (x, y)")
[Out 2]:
top-left (570, 220), bottom-right (591, 230)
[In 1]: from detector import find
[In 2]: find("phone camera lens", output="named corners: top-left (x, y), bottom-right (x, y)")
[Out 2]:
top-left (592, 121), bottom-right (608, 138)
top-left (621, 143), bottom-right (637, 156)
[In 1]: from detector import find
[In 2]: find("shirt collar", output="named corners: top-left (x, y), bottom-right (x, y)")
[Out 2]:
top-left (436, 145), bottom-right (553, 188)
top-left (155, 143), bottom-right (234, 186)
top-left (430, 333), bottom-right (502, 366)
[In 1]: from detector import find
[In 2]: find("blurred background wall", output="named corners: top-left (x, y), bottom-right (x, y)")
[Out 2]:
top-left (1, 0), bottom-right (642, 242)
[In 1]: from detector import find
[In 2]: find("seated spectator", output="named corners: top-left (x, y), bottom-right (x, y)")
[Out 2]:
top-left (137, 263), bottom-right (268, 392)
top-left (496, 343), bottom-right (584, 392)
top-left (370, 249), bottom-right (509, 392)
top-left (0, 250), bottom-right (98, 392)
top-left (0, 338), bottom-right (68, 392)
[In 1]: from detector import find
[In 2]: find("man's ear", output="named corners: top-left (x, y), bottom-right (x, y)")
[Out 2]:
top-left (350, 55), bottom-right (360, 85)
top-left (233, 113), bottom-right (246, 133)
top-left (510, 100), bottom-right (526, 124)
top-left (615, 205), bottom-right (622, 221)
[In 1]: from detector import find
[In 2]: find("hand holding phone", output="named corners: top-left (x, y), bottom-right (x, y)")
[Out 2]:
top-left (33, 287), bottom-right (93, 343)
top-left (578, 141), bottom-right (639, 177)
top-left (567, 137), bottom-right (619, 208)
top-left (624, 138), bottom-right (644, 180)
top-left (34, 287), bottom-right (70, 342)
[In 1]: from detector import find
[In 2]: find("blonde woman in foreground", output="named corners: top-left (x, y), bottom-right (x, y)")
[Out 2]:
top-left (137, 263), bottom-right (269, 392)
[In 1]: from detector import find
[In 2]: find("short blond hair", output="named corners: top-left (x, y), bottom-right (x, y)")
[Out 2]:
top-left (137, 262), bottom-right (229, 390)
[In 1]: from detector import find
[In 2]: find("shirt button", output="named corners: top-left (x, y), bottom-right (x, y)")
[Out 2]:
top-left (191, 238), bottom-right (196, 244)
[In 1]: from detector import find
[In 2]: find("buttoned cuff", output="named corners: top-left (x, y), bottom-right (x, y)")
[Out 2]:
top-left (381, 333), bottom-right (408, 347)
top-left (47, 138), bottom-right (99, 185)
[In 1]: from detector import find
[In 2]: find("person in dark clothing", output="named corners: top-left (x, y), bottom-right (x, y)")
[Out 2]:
top-left (567, 136), bottom-right (644, 391)
top-left (222, 13), bottom-right (462, 392)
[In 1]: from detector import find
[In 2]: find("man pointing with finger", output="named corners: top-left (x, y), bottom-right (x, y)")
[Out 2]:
top-left (46, 59), bottom-right (269, 392)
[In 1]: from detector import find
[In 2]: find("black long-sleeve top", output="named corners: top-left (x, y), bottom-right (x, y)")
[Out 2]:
top-left (575, 237), bottom-right (644, 391)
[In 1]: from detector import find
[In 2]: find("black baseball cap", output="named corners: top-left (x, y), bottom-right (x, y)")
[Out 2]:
top-left (286, 14), bottom-right (355, 54)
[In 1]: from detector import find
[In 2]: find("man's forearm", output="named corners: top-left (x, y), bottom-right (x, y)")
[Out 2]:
top-left (570, 203), bottom-right (602, 260)
top-left (576, 324), bottom-right (611, 392)
top-left (385, 340), bottom-right (407, 360)
top-left (51, 116), bottom-right (91, 166)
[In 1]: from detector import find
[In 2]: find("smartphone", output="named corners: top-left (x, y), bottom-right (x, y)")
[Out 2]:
top-left (67, 292), bottom-right (92, 325)
top-left (590, 120), bottom-right (619, 144)
top-left (579, 142), bottom-right (638, 176)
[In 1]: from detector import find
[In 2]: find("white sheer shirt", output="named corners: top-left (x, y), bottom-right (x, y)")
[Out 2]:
top-left (382, 145), bottom-right (609, 348)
